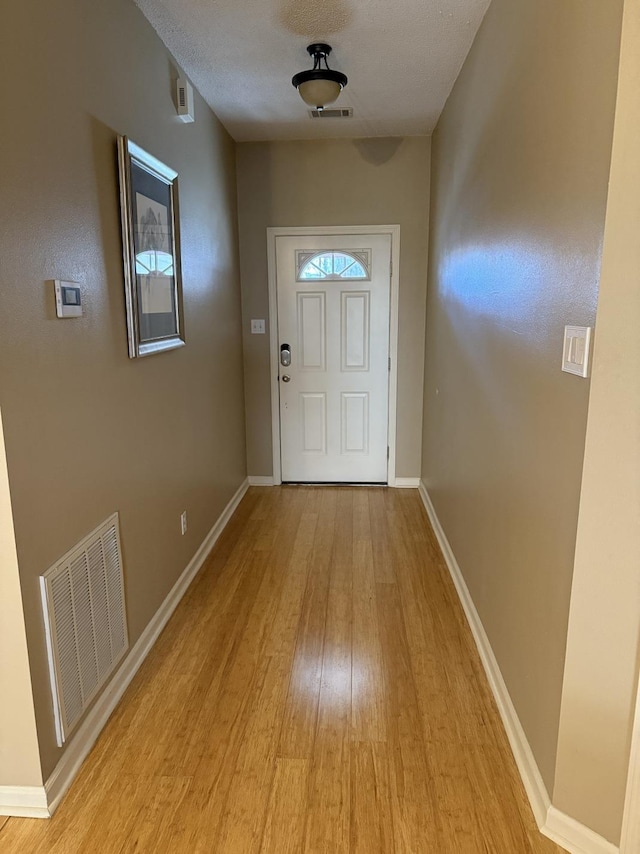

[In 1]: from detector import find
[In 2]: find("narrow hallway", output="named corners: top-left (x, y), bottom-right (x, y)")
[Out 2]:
top-left (0, 487), bottom-right (564, 852)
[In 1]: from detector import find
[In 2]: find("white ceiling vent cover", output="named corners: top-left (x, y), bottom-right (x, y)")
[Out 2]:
top-left (40, 512), bottom-right (128, 747)
top-left (310, 108), bottom-right (353, 119)
top-left (177, 77), bottom-right (195, 123)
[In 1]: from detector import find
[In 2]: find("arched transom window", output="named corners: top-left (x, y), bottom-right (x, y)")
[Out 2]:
top-left (296, 250), bottom-right (370, 281)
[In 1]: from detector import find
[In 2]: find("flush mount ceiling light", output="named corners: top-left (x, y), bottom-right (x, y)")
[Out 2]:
top-left (292, 43), bottom-right (348, 110)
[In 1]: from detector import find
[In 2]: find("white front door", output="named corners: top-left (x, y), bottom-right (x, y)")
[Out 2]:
top-left (275, 233), bottom-right (391, 483)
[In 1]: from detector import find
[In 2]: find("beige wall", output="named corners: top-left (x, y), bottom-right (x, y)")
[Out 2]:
top-left (236, 138), bottom-right (430, 479)
top-left (553, 0), bottom-right (640, 843)
top-left (0, 0), bottom-right (246, 779)
top-left (0, 409), bottom-right (43, 789)
top-left (422, 0), bottom-right (622, 800)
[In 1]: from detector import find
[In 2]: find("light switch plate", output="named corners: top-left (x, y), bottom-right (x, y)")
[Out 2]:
top-left (562, 325), bottom-right (591, 377)
top-left (251, 319), bottom-right (266, 334)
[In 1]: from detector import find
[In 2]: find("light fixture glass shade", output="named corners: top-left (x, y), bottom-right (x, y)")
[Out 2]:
top-left (297, 78), bottom-right (342, 108)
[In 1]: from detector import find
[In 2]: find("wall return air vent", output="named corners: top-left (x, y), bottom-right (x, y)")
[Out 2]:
top-left (40, 512), bottom-right (128, 746)
top-left (309, 108), bottom-right (353, 119)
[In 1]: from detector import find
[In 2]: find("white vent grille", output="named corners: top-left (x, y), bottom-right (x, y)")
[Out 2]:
top-left (176, 77), bottom-right (195, 123)
top-left (40, 513), bottom-right (128, 746)
top-left (309, 108), bottom-right (353, 119)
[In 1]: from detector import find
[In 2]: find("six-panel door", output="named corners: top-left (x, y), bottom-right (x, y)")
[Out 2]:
top-left (276, 233), bottom-right (391, 482)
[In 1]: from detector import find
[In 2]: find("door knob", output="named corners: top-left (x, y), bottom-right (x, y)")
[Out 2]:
top-left (282, 375), bottom-right (291, 383)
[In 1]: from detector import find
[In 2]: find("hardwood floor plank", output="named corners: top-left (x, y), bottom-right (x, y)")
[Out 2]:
top-left (268, 510), bottom-right (321, 645)
top-left (465, 743), bottom-right (536, 853)
top-left (0, 487), bottom-right (566, 854)
top-left (368, 487), bottom-right (396, 584)
top-left (215, 653), bottom-right (292, 853)
top-left (260, 758), bottom-right (309, 854)
top-left (351, 490), bottom-right (386, 743)
top-left (350, 742), bottom-right (395, 853)
top-left (303, 489), bottom-right (353, 854)
top-left (376, 580), bottom-right (442, 853)
top-left (275, 494), bottom-right (332, 758)
top-left (76, 774), bottom-right (192, 854)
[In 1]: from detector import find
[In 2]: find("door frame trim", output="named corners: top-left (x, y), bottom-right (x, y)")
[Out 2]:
top-left (266, 225), bottom-right (401, 486)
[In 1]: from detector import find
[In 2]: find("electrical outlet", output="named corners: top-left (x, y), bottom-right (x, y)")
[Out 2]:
top-left (180, 511), bottom-right (187, 536)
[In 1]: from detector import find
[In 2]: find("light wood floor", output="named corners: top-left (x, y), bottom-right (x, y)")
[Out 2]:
top-left (1, 487), bottom-right (565, 853)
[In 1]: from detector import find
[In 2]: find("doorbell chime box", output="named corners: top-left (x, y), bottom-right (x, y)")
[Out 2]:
top-left (54, 280), bottom-right (83, 318)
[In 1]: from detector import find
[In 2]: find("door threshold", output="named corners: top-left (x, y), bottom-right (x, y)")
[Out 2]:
top-left (282, 481), bottom-right (388, 487)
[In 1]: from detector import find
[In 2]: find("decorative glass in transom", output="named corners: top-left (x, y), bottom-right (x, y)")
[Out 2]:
top-left (297, 251), bottom-right (369, 281)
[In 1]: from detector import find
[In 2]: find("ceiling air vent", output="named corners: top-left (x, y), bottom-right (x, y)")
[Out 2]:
top-left (309, 108), bottom-right (353, 119)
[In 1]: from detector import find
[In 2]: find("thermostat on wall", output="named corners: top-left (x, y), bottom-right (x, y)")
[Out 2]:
top-left (54, 280), bottom-right (83, 318)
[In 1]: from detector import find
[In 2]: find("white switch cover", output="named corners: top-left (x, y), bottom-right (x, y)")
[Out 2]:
top-left (562, 326), bottom-right (591, 377)
top-left (251, 319), bottom-right (266, 334)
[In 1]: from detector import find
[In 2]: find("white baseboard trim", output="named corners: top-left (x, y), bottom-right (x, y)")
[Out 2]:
top-left (418, 482), bottom-right (550, 817)
top-left (248, 475), bottom-right (275, 486)
top-left (543, 807), bottom-right (619, 854)
top-left (418, 480), bottom-right (620, 854)
top-left (43, 477), bottom-right (249, 818)
top-left (390, 477), bottom-right (420, 488)
top-left (0, 786), bottom-right (49, 818)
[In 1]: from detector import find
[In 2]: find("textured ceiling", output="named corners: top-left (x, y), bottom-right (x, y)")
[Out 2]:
top-left (134, 0), bottom-right (491, 141)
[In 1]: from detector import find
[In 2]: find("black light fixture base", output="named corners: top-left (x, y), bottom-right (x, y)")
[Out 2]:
top-left (307, 43), bottom-right (332, 58)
